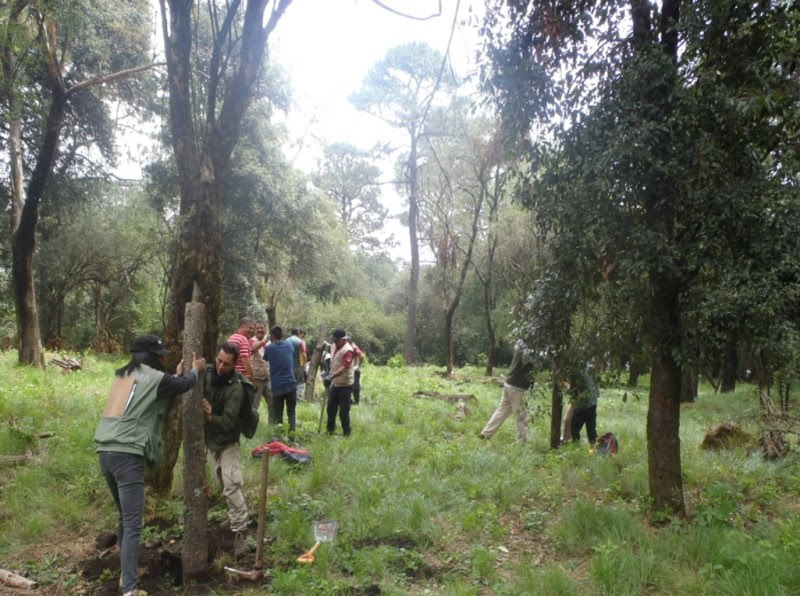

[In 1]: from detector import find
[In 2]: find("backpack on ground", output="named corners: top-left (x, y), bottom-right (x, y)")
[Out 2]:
top-left (237, 373), bottom-right (259, 439)
top-left (595, 432), bottom-right (618, 455)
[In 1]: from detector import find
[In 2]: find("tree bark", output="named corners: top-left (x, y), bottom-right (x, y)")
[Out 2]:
top-left (266, 304), bottom-right (277, 330)
top-left (646, 284), bottom-right (685, 516)
top-left (181, 301), bottom-right (208, 580)
top-left (441, 163), bottom-right (485, 375)
top-left (156, 0), bottom-right (292, 493)
top-left (11, 82), bottom-right (68, 368)
top-left (719, 332), bottom-right (738, 393)
top-left (303, 331), bottom-right (325, 402)
top-left (443, 310), bottom-right (455, 374)
top-left (404, 134), bottom-right (420, 365)
top-left (5, 7), bottom-right (159, 367)
top-left (482, 264), bottom-right (497, 376)
top-left (680, 367), bottom-right (698, 403)
top-left (627, 359), bottom-right (642, 388)
top-left (550, 374), bottom-right (564, 449)
top-left (165, 182), bottom-right (222, 358)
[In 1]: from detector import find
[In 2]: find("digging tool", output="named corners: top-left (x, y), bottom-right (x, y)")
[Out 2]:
top-left (297, 520), bottom-right (338, 564)
top-left (224, 448), bottom-right (271, 581)
top-left (254, 444), bottom-right (270, 570)
top-left (223, 566), bottom-right (264, 581)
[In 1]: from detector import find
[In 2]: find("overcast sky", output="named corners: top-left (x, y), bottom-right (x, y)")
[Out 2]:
top-left (116, 0), bottom-right (483, 261)
top-left (271, 0), bottom-right (483, 260)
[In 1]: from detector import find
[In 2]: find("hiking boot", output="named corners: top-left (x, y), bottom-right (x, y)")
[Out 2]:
top-left (122, 590), bottom-right (148, 596)
top-left (233, 530), bottom-right (249, 558)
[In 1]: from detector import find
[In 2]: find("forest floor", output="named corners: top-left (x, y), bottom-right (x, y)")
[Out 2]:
top-left (2, 352), bottom-right (800, 594)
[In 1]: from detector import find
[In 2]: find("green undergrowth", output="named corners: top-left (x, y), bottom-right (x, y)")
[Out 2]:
top-left (1, 351), bottom-right (800, 594)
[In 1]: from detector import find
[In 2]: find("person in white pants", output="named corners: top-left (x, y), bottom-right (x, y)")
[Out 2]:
top-left (479, 339), bottom-right (536, 442)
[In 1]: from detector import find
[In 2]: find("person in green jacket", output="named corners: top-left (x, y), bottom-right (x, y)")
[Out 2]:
top-left (95, 335), bottom-right (204, 596)
top-left (202, 341), bottom-right (252, 555)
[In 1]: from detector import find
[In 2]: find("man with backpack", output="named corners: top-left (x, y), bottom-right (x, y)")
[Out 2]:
top-left (202, 341), bottom-right (253, 556)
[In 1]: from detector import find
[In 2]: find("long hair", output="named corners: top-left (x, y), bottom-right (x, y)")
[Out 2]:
top-left (115, 351), bottom-right (166, 377)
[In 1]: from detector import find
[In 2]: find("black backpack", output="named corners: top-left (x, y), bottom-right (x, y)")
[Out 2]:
top-left (236, 373), bottom-right (259, 439)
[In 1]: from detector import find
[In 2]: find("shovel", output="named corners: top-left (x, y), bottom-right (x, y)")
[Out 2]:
top-left (297, 520), bottom-right (338, 564)
top-left (224, 449), bottom-right (270, 580)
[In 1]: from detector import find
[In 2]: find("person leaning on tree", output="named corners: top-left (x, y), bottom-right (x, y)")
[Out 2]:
top-left (202, 341), bottom-right (252, 557)
top-left (95, 334), bottom-right (205, 596)
top-left (326, 328), bottom-right (355, 436)
top-left (479, 338), bottom-right (536, 443)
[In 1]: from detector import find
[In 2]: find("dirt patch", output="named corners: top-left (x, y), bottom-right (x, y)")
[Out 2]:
top-left (77, 519), bottom-right (264, 594)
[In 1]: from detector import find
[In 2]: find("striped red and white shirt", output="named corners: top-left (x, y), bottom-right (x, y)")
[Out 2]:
top-left (227, 332), bottom-right (252, 378)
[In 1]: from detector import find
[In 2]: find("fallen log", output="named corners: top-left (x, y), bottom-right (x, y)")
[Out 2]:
top-left (0, 568), bottom-right (38, 589)
top-left (412, 391), bottom-right (477, 403)
top-left (0, 454), bottom-right (32, 467)
top-left (51, 356), bottom-right (81, 371)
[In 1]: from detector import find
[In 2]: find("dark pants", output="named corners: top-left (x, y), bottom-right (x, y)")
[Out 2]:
top-left (327, 385), bottom-right (352, 435)
top-left (570, 405), bottom-right (597, 445)
top-left (352, 369), bottom-right (362, 404)
top-left (99, 451), bottom-right (145, 594)
top-left (272, 390), bottom-right (297, 433)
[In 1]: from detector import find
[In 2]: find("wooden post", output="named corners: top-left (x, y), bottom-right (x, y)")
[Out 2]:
top-left (254, 451), bottom-right (270, 570)
top-left (181, 299), bottom-right (208, 580)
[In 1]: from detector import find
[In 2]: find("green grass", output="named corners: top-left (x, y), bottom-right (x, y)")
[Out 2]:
top-left (2, 350), bottom-right (800, 593)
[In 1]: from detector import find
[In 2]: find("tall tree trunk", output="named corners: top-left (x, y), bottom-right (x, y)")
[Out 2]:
top-left (756, 348), bottom-right (771, 405)
top-left (442, 175), bottom-right (484, 375)
top-left (444, 310), bottom-right (455, 374)
top-left (405, 135), bottom-right (420, 365)
top-left (5, 7), bottom-right (157, 367)
top-left (627, 359), bottom-right (642, 388)
top-left (303, 330), bottom-right (325, 402)
top-left (719, 331), bottom-right (738, 393)
top-left (11, 84), bottom-right (68, 368)
top-left (484, 282), bottom-right (496, 376)
top-left (166, 182), bottom-right (222, 358)
top-left (646, 284), bottom-right (685, 516)
top-left (680, 367), bottom-right (698, 403)
top-left (181, 300), bottom-right (208, 580)
top-left (155, 0), bottom-right (292, 494)
top-left (550, 376), bottom-right (564, 449)
top-left (266, 303), bottom-right (277, 330)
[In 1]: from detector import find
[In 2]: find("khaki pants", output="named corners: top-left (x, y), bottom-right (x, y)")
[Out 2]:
top-left (481, 383), bottom-right (529, 442)
top-left (209, 444), bottom-right (249, 532)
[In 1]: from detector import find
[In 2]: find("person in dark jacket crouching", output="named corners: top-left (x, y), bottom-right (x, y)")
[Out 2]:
top-left (202, 341), bottom-right (253, 556)
top-left (95, 335), bottom-right (204, 596)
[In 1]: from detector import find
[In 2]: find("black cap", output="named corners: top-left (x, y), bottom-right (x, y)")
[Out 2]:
top-left (331, 328), bottom-right (347, 340)
top-left (131, 334), bottom-right (170, 356)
